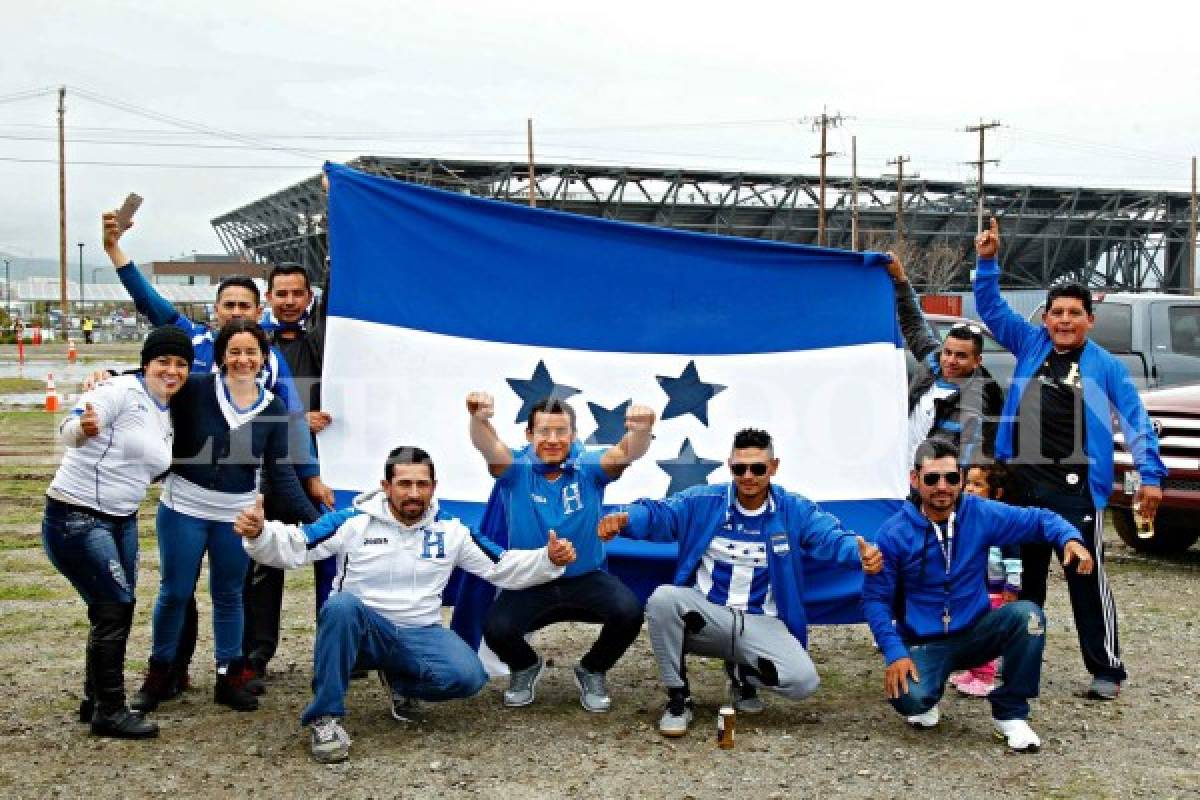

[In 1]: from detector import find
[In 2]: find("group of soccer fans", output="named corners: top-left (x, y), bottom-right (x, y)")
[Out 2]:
top-left (42, 211), bottom-right (1164, 763)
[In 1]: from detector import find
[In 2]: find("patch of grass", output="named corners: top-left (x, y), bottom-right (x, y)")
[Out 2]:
top-left (0, 583), bottom-right (62, 601)
top-left (0, 532), bottom-right (41, 551)
top-left (0, 377), bottom-right (42, 393)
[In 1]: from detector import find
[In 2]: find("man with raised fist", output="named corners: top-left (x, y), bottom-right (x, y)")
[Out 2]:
top-left (467, 391), bottom-right (655, 713)
top-left (596, 427), bottom-right (882, 737)
top-left (232, 445), bottom-right (575, 763)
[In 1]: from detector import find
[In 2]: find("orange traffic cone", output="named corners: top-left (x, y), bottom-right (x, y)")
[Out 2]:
top-left (67, 339), bottom-right (77, 364)
top-left (45, 373), bottom-right (59, 412)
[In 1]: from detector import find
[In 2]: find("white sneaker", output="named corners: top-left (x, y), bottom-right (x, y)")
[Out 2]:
top-left (993, 717), bottom-right (1041, 753)
top-left (658, 694), bottom-right (695, 738)
top-left (905, 704), bottom-right (940, 729)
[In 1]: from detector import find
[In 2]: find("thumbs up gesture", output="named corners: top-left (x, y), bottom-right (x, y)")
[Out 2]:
top-left (233, 495), bottom-right (266, 539)
top-left (80, 402), bottom-right (101, 437)
top-left (857, 535), bottom-right (883, 575)
top-left (546, 529), bottom-right (576, 567)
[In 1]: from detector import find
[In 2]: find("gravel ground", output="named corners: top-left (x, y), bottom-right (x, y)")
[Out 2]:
top-left (1, 526), bottom-right (1198, 800)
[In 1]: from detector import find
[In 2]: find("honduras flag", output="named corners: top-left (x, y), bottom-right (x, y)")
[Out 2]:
top-left (318, 162), bottom-right (908, 657)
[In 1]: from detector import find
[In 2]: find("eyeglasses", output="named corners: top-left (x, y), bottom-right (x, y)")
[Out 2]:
top-left (730, 463), bottom-right (769, 477)
top-left (921, 470), bottom-right (961, 487)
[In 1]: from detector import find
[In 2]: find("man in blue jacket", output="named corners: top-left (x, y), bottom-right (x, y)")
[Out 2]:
top-left (973, 219), bottom-right (1165, 700)
top-left (597, 428), bottom-right (883, 738)
top-left (468, 392), bottom-right (655, 713)
top-left (863, 439), bottom-right (1094, 753)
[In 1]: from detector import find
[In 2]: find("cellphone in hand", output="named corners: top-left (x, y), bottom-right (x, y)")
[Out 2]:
top-left (114, 193), bottom-right (143, 228)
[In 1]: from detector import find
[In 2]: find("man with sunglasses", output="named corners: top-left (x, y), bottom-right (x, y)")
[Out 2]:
top-left (863, 439), bottom-right (1093, 752)
top-left (885, 254), bottom-right (1003, 466)
top-left (974, 219), bottom-right (1165, 701)
top-left (596, 428), bottom-right (883, 737)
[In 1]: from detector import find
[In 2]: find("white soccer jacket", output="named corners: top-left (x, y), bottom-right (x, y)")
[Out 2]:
top-left (243, 489), bottom-right (565, 628)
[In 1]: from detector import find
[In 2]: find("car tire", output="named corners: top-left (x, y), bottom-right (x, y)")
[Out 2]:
top-left (1111, 508), bottom-right (1200, 555)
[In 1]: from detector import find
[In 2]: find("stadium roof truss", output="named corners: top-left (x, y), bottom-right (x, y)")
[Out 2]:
top-left (211, 157), bottom-right (1196, 291)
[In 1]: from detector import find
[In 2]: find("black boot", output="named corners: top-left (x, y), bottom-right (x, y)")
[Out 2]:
top-left (131, 657), bottom-right (174, 713)
top-left (163, 596), bottom-right (200, 700)
top-left (88, 603), bottom-right (158, 739)
top-left (214, 660), bottom-right (259, 712)
top-left (78, 635), bottom-right (95, 723)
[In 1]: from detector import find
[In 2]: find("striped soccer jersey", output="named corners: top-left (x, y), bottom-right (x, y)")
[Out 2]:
top-left (694, 499), bottom-right (775, 615)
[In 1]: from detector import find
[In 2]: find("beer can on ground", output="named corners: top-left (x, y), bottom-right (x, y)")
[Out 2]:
top-left (717, 706), bottom-right (735, 749)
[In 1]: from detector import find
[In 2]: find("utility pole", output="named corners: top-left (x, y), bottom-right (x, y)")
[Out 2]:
top-left (808, 109), bottom-right (844, 247)
top-left (850, 135), bottom-right (859, 251)
top-left (526, 118), bottom-right (537, 208)
top-left (3, 258), bottom-right (10, 319)
top-left (1190, 156), bottom-right (1197, 296)
top-left (886, 155), bottom-right (916, 245)
top-left (77, 243), bottom-right (85, 312)
top-left (57, 86), bottom-right (68, 337)
top-left (964, 119), bottom-right (1001, 233)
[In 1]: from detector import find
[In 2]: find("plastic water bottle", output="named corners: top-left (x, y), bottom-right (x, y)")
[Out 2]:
top-left (1002, 558), bottom-right (1023, 602)
top-left (987, 547), bottom-right (1006, 593)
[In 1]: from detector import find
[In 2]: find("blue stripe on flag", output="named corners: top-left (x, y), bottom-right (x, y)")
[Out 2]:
top-left (325, 162), bottom-right (897, 355)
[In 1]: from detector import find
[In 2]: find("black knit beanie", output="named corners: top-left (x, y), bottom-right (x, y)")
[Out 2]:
top-left (141, 326), bottom-right (194, 368)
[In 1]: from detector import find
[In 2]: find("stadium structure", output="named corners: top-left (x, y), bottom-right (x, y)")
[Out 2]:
top-left (211, 157), bottom-right (1197, 292)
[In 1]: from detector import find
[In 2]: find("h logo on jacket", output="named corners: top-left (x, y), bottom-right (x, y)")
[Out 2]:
top-left (420, 530), bottom-right (446, 559)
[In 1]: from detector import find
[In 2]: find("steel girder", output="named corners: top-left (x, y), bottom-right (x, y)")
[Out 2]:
top-left (211, 157), bottom-right (1196, 291)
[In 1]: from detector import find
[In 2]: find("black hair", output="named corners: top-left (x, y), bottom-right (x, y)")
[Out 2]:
top-left (215, 275), bottom-right (261, 306)
top-left (945, 322), bottom-right (984, 358)
top-left (967, 461), bottom-right (1011, 501)
top-left (732, 428), bottom-right (773, 455)
top-left (267, 263), bottom-right (312, 293)
top-left (526, 397), bottom-right (577, 433)
top-left (1046, 283), bottom-right (1093, 316)
top-left (384, 445), bottom-right (436, 482)
top-left (913, 438), bottom-right (960, 471)
top-left (213, 319), bottom-right (271, 369)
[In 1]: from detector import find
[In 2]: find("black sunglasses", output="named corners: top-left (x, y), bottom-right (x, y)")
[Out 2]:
top-left (921, 470), bottom-right (961, 487)
top-left (730, 463), bottom-right (769, 477)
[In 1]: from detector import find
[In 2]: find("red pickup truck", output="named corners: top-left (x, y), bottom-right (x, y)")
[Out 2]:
top-left (1111, 382), bottom-right (1200, 554)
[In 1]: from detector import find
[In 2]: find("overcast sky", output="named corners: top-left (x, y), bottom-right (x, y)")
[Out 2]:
top-left (2, 0), bottom-right (1198, 265)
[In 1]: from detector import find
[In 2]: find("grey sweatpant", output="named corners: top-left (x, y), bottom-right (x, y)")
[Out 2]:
top-left (645, 585), bottom-right (819, 701)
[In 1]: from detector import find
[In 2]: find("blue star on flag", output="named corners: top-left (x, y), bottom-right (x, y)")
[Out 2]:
top-left (586, 399), bottom-right (631, 446)
top-left (658, 438), bottom-right (722, 496)
top-left (657, 360), bottom-right (726, 426)
top-left (506, 361), bottom-right (581, 424)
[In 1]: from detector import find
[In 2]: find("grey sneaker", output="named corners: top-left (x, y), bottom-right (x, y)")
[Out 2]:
top-left (725, 664), bottom-right (765, 715)
top-left (658, 692), bottom-right (695, 737)
top-left (732, 681), bottom-right (766, 715)
top-left (309, 716), bottom-right (351, 763)
top-left (573, 663), bottom-right (612, 713)
top-left (502, 657), bottom-right (546, 708)
top-left (1087, 677), bottom-right (1121, 701)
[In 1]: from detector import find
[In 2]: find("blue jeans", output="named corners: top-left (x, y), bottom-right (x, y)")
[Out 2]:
top-left (303, 593), bottom-right (488, 725)
top-left (41, 497), bottom-right (138, 605)
top-left (890, 601), bottom-right (1047, 721)
top-left (151, 504), bottom-right (249, 664)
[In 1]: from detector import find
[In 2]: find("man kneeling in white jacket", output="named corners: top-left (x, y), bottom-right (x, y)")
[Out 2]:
top-left (233, 445), bottom-right (575, 763)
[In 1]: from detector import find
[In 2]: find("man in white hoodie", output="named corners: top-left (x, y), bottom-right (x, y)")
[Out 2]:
top-left (233, 445), bottom-right (576, 763)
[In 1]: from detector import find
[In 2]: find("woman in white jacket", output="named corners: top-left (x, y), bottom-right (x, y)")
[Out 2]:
top-left (42, 326), bottom-right (193, 739)
top-left (233, 445), bottom-right (576, 763)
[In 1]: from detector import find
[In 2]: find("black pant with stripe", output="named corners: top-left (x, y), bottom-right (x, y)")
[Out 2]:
top-left (1015, 481), bottom-right (1126, 684)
